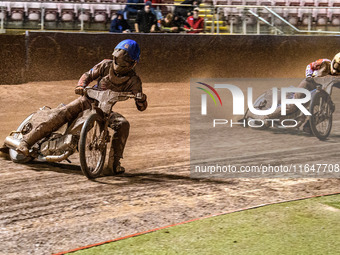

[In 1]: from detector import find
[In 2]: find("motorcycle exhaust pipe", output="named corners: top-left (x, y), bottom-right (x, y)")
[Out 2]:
top-left (38, 150), bottom-right (72, 162)
top-left (4, 136), bottom-right (21, 150)
top-left (5, 135), bottom-right (73, 163)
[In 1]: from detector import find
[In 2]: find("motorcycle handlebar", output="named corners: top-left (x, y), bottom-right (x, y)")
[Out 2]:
top-left (84, 88), bottom-right (142, 100)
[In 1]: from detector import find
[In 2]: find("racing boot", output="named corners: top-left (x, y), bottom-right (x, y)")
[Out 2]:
top-left (104, 112), bottom-right (129, 175)
top-left (17, 140), bottom-right (30, 157)
top-left (302, 121), bottom-right (312, 134)
top-left (112, 157), bottom-right (125, 175)
top-left (103, 149), bottom-right (125, 176)
top-left (103, 157), bottom-right (125, 175)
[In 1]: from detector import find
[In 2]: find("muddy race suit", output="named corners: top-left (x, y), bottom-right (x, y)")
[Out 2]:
top-left (305, 59), bottom-right (331, 78)
top-left (21, 59), bottom-right (147, 161)
top-left (267, 78), bottom-right (321, 119)
top-left (267, 60), bottom-right (332, 120)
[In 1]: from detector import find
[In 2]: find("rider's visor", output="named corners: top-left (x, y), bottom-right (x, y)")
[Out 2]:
top-left (112, 49), bottom-right (135, 68)
top-left (333, 62), bottom-right (340, 73)
top-left (114, 57), bottom-right (134, 68)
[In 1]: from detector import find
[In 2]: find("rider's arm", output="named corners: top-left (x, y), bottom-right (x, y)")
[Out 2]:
top-left (136, 93), bottom-right (147, 111)
top-left (77, 60), bottom-right (109, 88)
top-left (305, 63), bottom-right (314, 77)
top-left (75, 60), bottom-right (110, 95)
top-left (129, 76), bottom-right (148, 111)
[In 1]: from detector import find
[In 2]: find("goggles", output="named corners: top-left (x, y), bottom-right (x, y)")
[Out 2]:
top-left (113, 49), bottom-right (135, 68)
top-left (333, 61), bottom-right (340, 73)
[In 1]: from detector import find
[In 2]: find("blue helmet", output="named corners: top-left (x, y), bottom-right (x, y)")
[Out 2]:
top-left (115, 39), bottom-right (140, 62)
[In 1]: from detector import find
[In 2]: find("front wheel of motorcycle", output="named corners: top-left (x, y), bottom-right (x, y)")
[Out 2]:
top-left (79, 113), bottom-right (107, 179)
top-left (9, 114), bottom-right (34, 163)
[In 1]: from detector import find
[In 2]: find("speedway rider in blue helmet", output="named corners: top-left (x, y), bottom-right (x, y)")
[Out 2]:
top-left (18, 39), bottom-right (147, 175)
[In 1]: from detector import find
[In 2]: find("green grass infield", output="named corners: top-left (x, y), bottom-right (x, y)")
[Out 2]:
top-left (71, 194), bottom-right (340, 255)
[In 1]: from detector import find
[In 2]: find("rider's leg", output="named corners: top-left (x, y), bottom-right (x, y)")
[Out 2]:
top-left (17, 96), bottom-right (91, 155)
top-left (266, 78), bottom-right (317, 120)
top-left (107, 112), bottom-right (130, 174)
top-left (267, 105), bottom-right (298, 119)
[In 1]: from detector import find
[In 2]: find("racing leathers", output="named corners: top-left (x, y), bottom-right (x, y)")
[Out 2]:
top-left (305, 59), bottom-right (331, 78)
top-left (77, 59), bottom-right (147, 164)
top-left (19, 59), bottom-right (147, 171)
top-left (266, 60), bottom-right (332, 122)
top-left (266, 78), bottom-right (319, 120)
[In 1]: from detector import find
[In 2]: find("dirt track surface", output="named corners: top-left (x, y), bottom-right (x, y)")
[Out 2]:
top-left (0, 81), bottom-right (340, 255)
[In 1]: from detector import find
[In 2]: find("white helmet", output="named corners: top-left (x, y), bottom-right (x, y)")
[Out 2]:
top-left (331, 52), bottom-right (340, 74)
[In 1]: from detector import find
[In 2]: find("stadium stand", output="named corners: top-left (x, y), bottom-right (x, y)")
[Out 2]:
top-left (1, 0), bottom-right (340, 33)
top-left (286, 7), bottom-right (299, 25)
top-left (244, 0), bottom-right (257, 5)
top-left (287, 0), bottom-right (299, 6)
top-left (27, 2), bottom-right (41, 21)
top-left (0, 2), bottom-right (9, 21)
top-left (313, 7), bottom-right (327, 25)
top-left (59, 3), bottom-right (76, 22)
top-left (316, 0), bottom-right (328, 6)
top-left (92, 4), bottom-right (109, 22)
top-left (302, 0), bottom-right (315, 6)
top-left (257, 0), bottom-right (272, 5)
top-left (329, 8), bottom-right (340, 26)
top-left (9, 2), bottom-right (26, 21)
top-left (77, 3), bottom-right (92, 22)
top-left (44, 3), bottom-right (59, 22)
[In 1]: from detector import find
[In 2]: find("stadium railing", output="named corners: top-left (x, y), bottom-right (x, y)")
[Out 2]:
top-left (1, 0), bottom-right (340, 35)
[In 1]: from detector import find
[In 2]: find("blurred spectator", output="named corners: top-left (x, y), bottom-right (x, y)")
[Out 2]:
top-left (173, 14), bottom-right (189, 32)
top-left (174, 0), bottom-right (200, 19)
top-left (134, 1), bottom-right (157, 33)
top-left (184, 8), bottom-right (203, 33)
top-left (124, 0), bottom-right (144, 20)
top-left (159, 13), bottom-right (179, 33)
top-left (110, 11), bottom-right (131, 33)
top-left (147, 0), bottom-right (161, 9)
top-left (146, 0), bottom-right (163, 20)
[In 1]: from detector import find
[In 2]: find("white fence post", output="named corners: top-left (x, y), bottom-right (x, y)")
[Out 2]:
top-left (0, 6), bottom-right (5, 34)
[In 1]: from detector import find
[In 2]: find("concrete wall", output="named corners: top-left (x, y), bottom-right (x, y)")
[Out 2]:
top-left (0, 32), bottom-right (339, 84)
top-left (0, 34), bottom-right (26, 84)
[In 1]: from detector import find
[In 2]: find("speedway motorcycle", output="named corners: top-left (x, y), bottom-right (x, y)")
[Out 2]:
top-left (3, 88), bottom-right (140, 179)
top-left (243, 76), bottom-right (340, 140)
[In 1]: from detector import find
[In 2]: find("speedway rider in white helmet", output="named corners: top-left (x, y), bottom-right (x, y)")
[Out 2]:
top-left (331, 52), bottom-right (340, 75)
top-left (257, 52), bottom-right (340, 132)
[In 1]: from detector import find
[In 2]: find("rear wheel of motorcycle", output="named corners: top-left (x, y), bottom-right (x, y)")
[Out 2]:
top-left (9, 114), bottom-right (34, 163)
top-left (309, 91), bottom-right (333, 141)
top-left (79, 113), bottom-right (106, 179)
